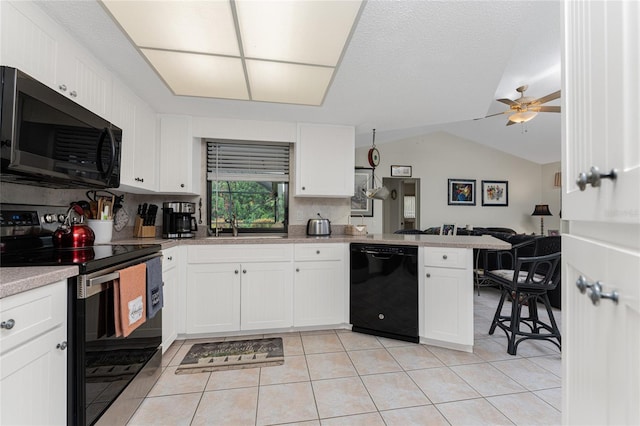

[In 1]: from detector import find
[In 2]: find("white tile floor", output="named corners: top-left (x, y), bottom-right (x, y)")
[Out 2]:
top-left (127, 288), bottom-right (562, 425)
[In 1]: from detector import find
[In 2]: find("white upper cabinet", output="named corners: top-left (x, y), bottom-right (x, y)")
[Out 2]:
top-left (112, 80), bottom-right (158, 193)
top-left (295, 123), bottom-right (355, 197)
top-left (159, 115), bottom-right (202, 195)
top-left (1, 1), bottom-right (111, 119)
top-left (563, 1), bottom-right (640, 224)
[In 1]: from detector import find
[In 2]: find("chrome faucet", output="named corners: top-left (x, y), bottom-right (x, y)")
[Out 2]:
top-left (231, 214), bottom-right (238, 237)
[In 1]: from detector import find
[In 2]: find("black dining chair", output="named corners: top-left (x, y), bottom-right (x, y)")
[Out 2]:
top-left (485, 237), bottom-right (562, 355)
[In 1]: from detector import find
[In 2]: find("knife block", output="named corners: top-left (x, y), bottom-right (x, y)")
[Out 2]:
top-left (133, 216), bottom-right (156, 238)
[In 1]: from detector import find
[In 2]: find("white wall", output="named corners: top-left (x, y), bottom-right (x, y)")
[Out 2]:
top-left (356, 131), bottom-right (544, 234)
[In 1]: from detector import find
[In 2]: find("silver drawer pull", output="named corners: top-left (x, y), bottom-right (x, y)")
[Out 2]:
top-left (575, 275), bottom-right (593, 294)
top-left (56, 341), bottom-right (67, 350)
top-left (577, 166), bottom-right (617, 191)
top-left (589, 281), bottom-right (619, 306)
top-left (1, 319), bottom-right (15, 330)
top-left (442, 255), bottom-right (448, 260)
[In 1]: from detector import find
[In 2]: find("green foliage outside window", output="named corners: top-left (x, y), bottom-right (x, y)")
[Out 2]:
top-left (209, 180), bottom-right (288, 232)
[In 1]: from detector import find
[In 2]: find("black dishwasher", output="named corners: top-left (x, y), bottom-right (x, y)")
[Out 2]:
top-left (350, 243), bottom-right (419, 343)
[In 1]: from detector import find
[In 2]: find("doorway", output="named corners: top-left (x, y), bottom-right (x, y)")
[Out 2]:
top-left (382, 178), bottom-right (420, 233)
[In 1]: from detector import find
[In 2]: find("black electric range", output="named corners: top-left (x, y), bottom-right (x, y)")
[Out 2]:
top-left (1, 238), bottom-right (161, 274)
top-left (1, 207), bottom-right (160, 273)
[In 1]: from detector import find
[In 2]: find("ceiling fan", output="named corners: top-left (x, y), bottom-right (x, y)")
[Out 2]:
top-left (481, 85), bottom-right (561, 126)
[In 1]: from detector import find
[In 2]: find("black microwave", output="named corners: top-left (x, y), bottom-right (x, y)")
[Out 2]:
top-left (0, 66), bottom-right (121, 188)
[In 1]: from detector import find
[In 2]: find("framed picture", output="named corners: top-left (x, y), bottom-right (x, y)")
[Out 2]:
top-left (390, 165), bottom-right (412, 177)
top-left (481, 180), bottom-right (509, 206)
top-left (351, 167), bottom-right (374, 217)
top-left (441, 224), bottom-right (457, 236)
top-left (448, 179), bottom-right (476, 205)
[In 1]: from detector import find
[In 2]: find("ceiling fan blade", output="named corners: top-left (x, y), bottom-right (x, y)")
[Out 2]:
top-left (532, 90), bottom-right (561, 105)
top-left (535, 105), bottom-right (561, 113)
top-left (475, 111), bottom-right (510, 120)
top-left (497, 98), bottom-right (519, 106)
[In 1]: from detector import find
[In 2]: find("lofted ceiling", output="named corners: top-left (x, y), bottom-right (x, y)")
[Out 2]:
top-left (35, 0), bottom-right (561, 165)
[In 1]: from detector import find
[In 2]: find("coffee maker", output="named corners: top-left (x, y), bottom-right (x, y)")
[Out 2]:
top-left (162, 202), bottom-right (197, 238)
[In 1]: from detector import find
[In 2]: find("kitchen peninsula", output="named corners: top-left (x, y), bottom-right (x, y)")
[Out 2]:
top-left (2, 234), bottom-right (509, 354)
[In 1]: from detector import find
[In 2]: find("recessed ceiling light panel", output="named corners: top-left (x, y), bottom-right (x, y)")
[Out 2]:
top-left (246, 60), bottom-right (334, 105)
top-left (102, 1), bottom-right (239, 56)
top-left (237, 0), bottom-right (363, 66)
top-left (142, 49), bottom-right (249, 100)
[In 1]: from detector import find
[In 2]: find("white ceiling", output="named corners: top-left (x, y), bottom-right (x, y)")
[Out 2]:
top-left (36, 0), bottom-right (562, 165)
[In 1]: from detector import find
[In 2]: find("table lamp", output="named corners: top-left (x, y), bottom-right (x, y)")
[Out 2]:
top-left (531, 204), bottom-right (552, 235)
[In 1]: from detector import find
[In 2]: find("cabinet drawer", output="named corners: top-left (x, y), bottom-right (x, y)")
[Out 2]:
top-left (162, 247), bottom-right (179, 271)
top-left (294, 244), bottom-right (344, 261)
top-left (188, 244), bottom-right (293, 263)
top-left (423, 247), bottom-right (470, 269)
top-left (0, 281), bottom-right (66, 355)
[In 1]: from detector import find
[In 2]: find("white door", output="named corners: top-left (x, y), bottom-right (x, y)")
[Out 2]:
top-left (562, 1), bottom-right (640, 424)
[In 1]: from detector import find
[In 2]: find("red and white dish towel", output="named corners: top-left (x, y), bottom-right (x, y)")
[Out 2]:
top-left (114, 263), bottom-right (147, 337)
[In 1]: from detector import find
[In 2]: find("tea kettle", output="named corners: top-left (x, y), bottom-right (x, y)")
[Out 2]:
top-left (53, 204), bottom-right (95, 248)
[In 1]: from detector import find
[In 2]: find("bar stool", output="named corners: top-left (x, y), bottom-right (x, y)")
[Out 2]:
top-left (485, 250), bottom-right (562, 355)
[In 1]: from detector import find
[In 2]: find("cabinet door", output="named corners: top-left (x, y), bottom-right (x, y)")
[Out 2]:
top-left (186, 263), bottom-right (241, 334)
top-left (563, 1), bottom-right (639, 224)
top-left (423, 267), bottom-right (473, 348)
top-left (113, 81), bottom-right (158, 193)
top-left (56, 46), bottom-right (111, 119)
top-left (159, 115), bottom-right (200, 195)
top-left (295, 123), bottom-right (355, 197)
top-left (0, 325), bottom-right (67, 426)
top-left (294, 260), bottom-right (345, 327)
top-left (161, 248), bottom-right (179, 353)
top-left (0, 2), bottom-right (58, 86)
top-left (241, 262), bottom-right (293, 330)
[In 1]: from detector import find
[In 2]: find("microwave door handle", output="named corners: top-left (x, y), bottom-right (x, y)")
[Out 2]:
top-left (96, 127), bottom-right (116, 178)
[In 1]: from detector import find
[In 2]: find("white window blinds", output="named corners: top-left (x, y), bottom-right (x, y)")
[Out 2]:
top-left (206, 141), bottom-right (290, 182)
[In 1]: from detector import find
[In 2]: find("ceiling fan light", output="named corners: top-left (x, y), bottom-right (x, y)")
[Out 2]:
top-left (509, 111), bottom-right (538, 123)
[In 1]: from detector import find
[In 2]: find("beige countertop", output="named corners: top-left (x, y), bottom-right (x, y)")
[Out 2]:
top-left (0, 265), bottom-right (78, 299)
top-left (1, 234), bottom-right (509, 299)
top-left (114, 233), bottom-right (510, 250)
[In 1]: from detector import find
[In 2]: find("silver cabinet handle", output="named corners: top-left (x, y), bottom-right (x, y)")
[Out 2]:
top-left (576, 276), bottom-right (619, 305)
top-left (56, 341), bottom-right (67, 350)
top-left (180, 184), bottom-right (185, 188)
top-left (58, 84), bottom-right (67, 92)
top-left (69, 91), bottom-right (77, 97)
top-left (589, 281), bottom-right (619, 305)
top-left (167, 256), bottom-right (172, 261)
top-left (426, 273), bottom-right (431, 278)
top-left (577, 166), bottom-right (617, 191)
top-left (1, 319), bottom-right (15, 329)
top-left (242, 269), bottom-right (247, 274)
top-left (442, 255), bottom-right (448, 260)
top-left (234, 270), bottom-right (239, 274)
top-left (576, 275), bottom-right (593, 294)
top-left (296, 268), bottom-right (300, 272)
top-left (316, 250), bottom-right (320, 254)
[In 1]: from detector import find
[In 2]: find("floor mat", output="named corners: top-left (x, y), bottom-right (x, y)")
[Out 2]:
top-left (176, 337), bottom-right (284, 374)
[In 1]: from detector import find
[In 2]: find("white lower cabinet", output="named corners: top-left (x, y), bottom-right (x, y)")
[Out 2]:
top-left (422, 247), bottom-right (473, 350)
top-left (186, 263), bottom-right (241, 334)
top-left (161, 247), bottom-right (179, 352)
top-left (0, 280), bottom-right (67, 425)
top-left (185, 245), bottom-right (293, 334)
top-left (293, 244), bottom-right (346, 327)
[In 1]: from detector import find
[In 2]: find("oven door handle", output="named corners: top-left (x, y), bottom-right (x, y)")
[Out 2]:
top-left (88, 271), bottom-right (119, 287)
